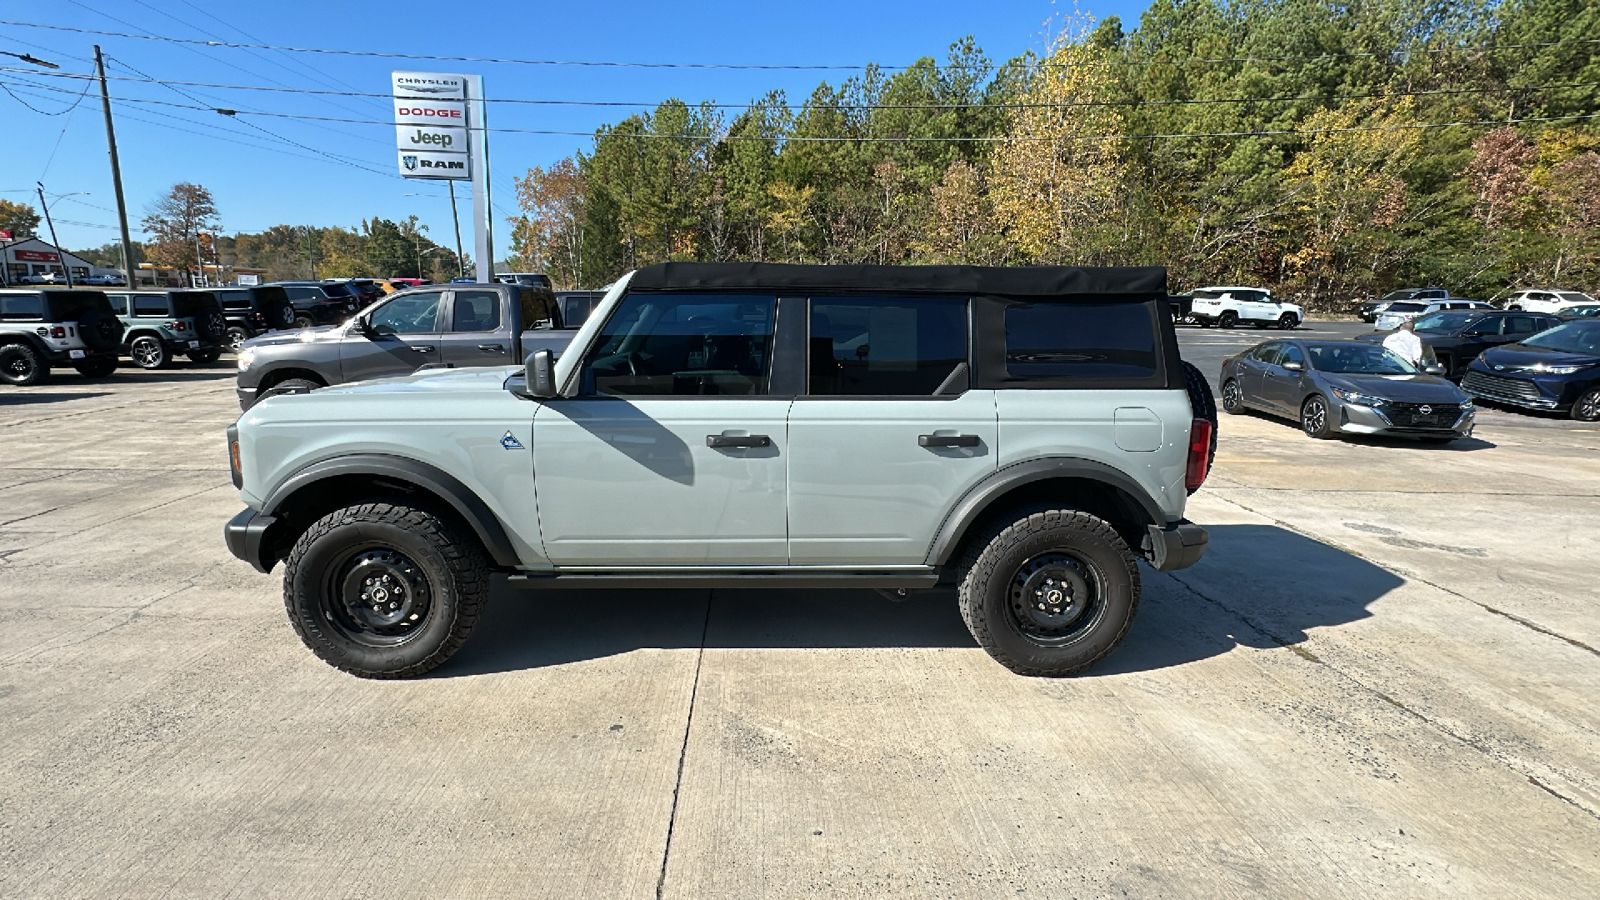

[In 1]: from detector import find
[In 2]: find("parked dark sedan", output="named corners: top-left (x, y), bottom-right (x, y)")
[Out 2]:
top-left (1461, 321), bottom-right (1600, 421)
top-left (1221, 339), bottom-right (1474, 441)
top-left (1355, 310), bottom-right (1563, 379)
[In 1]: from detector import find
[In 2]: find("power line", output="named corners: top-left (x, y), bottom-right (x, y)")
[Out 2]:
top-left (0, 68), bottom-right (91, 114)
top-left (6, 19), bottom-right (1599, 70)
top-left (11, 75), bottom-right (1597, 142)
top-left (7, 64), bottom-right (1595, 112)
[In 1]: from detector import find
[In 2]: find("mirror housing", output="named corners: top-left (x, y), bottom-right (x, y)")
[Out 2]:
top-left (512, 348), bottom-right (557, 399)
top-left (1282, 360), bottom-right (1305, 372)
top-left (1423, 364), bottom-right (1447, 376)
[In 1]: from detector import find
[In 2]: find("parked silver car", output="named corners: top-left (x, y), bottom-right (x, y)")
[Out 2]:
top-left (1220, 339), bottom-right (1474, 442)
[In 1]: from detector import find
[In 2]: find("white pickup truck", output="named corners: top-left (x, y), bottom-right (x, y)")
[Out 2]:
top-left (1187, 286), bottom-right (1303, 330)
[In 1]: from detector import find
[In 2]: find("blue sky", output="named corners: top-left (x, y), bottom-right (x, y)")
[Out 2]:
top-left (3, 0), bottom-right (1147, 255)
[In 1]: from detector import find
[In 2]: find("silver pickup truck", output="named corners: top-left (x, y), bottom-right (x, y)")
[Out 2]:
top-left (233, 282), bottom-right (575, 408)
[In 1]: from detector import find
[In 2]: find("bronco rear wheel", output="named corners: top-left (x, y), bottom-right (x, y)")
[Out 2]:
top-left (282, 502), bottom-right (489, 678)
top-left (958, 508), bottom-right (1139, 677)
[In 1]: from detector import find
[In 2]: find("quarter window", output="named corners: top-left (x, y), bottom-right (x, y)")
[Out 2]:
top-left (582, 293), bottom-right (776, 396)
top-left (449, 290), bottom-right (500, 332)
top-left (1504, 316), bottom-right (1540, 335)
top-left (368, 291), bottom-right (442, 335)
top-left (0, 294), bottom-right (43, 319)
top-left (811, 296), bottom-right (967, 395)
top-left (1004, 301), bottom-right (1157, 380)
top-left (132, 295), bottom-right (167, 316)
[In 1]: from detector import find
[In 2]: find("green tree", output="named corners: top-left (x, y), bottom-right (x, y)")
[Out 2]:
top-left (0, 199), bottom-right (41, 239)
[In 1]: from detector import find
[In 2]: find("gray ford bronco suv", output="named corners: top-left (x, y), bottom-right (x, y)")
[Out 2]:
top-left (233, 283), bottom-right (574, 409)
top-left (224, 264), bottom-right (1216, 678)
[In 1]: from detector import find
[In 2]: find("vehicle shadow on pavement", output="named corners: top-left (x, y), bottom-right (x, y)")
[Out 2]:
top-left (0, 391), bottom-right (114, 406)
top-left (1098, 523), bottom-right (1405, 676)
top-left (1234, 409), bottom-right (1497, 450)
top-left (435, 524), bottom-right (1403, 678)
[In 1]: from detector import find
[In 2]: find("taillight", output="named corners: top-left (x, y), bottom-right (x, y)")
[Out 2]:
top-left (49, 326), bottom-right (66, 339)
top-left (1185, 418), bottom-right (1213, 492)
top-left (174, 321), bottom-right (188, 331)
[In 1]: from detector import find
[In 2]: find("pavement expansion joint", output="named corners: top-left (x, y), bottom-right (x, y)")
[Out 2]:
top-left (655, 590), bottom-right (714, 900)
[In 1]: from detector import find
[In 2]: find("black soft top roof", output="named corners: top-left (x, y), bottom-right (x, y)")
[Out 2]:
top-left (629, 262), bottom-right (1166, 297)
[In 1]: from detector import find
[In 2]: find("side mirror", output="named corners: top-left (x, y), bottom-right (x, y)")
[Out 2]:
top-left (1423, 364), bottom-right (1447, 376)
top-left (519, 348), bottom-right (557, 399)
top-left (1282, 360), bottom-right (1305, 372)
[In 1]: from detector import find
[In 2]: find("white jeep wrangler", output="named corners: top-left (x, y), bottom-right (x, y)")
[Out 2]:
top-left (224, 264), bottom-right (1216, 678)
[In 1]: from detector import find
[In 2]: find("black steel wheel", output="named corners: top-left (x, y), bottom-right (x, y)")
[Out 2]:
top-left (1222, 378), bottom-right (1246, 414)
top-left (1301, 394), bottom-right (1335, 439)
top-left (1573, 388), bottom-right (1600, 423)
top-left (0, 343), bottom-right (49, 386)
top-left (957, 508), bottom-right (1139, 677)
top-left (129, 334), bottom-right (168, 369)
top-left (282, 502), bottom-right (489, 678)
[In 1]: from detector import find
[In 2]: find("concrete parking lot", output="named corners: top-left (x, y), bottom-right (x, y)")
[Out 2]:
top-left (2, 326), bottom-right (1597, 898)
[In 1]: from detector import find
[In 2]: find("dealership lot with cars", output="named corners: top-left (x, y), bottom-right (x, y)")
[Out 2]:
top-left (2, 313), bottom-right (1598, 897)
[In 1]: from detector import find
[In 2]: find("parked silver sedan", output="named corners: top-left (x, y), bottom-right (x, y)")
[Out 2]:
top-left (1220, 339), bottom-right (1475, 442)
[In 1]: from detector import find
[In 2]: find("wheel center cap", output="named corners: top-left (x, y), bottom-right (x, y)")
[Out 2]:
top-left (371, 586), bottom-right (389, 603)
top-left (1045, 588), bottom-right (1066, 605)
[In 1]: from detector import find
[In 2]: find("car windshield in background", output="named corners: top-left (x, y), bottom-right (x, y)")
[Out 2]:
top-left (1384, 302), bottom-right (1427, 313)
top-left (1305, 342), bottom-right (1419, 374)
top-left (320, 283), bottom-right (355, 299)
top-left (1411, 311), bottom-right (1476, 332)
top-left (1520, 322), bottom-right (1600, 354)
top-left (1557, 292), bottom-right (1595, 303)
top-left (1563, 305), bottom-right (1600, 319)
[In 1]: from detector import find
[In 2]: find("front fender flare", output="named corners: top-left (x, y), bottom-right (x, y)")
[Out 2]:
top-left (262, 453), bottom-right (520, 568)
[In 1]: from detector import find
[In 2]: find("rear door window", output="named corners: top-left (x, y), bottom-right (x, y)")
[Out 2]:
top-left (1252, 343), bottom-right (1284, 365)
top-left (1004, 301), bottom-right (1157, 380)
top-left (811, 296), bottom-right (967, 395)
top-left (449, 290), bottom-right (500, 332)
top-left (1505, 316), bottom-right (1541, 336)
top-left (518, 288), bottom-right (558, 329)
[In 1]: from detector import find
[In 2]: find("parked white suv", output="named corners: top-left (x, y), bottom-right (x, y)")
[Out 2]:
top-left (1503, 289), bottom-right (1596, 314)
top-left (1188, 286), bottom-right (1303, 330)
top-left (1374, 298), bottom-right (1496, 331)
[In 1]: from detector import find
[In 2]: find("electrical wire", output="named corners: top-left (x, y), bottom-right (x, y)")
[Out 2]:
top-left (7, 64), bottom-right (1595, 112)
top-left (5, 19), bottom-right (1599, 70)
top-left (9, 77), bottom-right (1597, 142)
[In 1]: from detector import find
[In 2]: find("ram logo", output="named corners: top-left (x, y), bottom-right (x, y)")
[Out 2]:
top-left (402, 155), bottom-right (418, 171)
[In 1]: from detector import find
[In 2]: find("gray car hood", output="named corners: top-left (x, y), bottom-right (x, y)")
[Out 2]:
top-left (239, 324), bottom-right (344, 349)
top-left (1321, 372), bottom-right (1466, 402)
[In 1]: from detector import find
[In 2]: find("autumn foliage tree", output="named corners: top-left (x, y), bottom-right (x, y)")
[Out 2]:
top-left (0, 199), bottom-right (41, 239)
top-left (141, 183), bottom-right (219, 272)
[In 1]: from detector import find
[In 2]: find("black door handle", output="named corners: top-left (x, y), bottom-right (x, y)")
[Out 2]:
top-left (919, 433), bottom-right (980, 448)
top-left (478, 344), bottom-right (507, 353)
top-left (707, 433), bottom-right (771, 449)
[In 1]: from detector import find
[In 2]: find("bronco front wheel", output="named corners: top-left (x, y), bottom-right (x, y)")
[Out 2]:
top-left (282, 502), bottom-right (489, 678)
top-left (958, 508), bottom-right (1139, 677)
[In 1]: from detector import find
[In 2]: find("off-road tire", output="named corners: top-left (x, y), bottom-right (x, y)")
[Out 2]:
top-left (282, 502), bottom-right (490, 678)
top-left (72, 357), bottom-right (117, 378)
top-left (957, 508), bottom-right (1140, 677)
top-left (1572, 388), bottom-right (1600, 423)
top-left (187, 347), bottom-right (223, 364)
top-left (128, 334), bottom-right (168, 369)
top-left (0, 343), bottom-right (49, 386)
top-left (1301, 394), bottom-right (1336, 439)
top-left (1180, 360), bottom-right (1219, 492)
top-left (1219, 311), bottom-right (1238, 328)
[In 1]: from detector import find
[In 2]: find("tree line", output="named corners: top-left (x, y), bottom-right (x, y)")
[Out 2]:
top-left (506, 0), bottom-right (1599, 307)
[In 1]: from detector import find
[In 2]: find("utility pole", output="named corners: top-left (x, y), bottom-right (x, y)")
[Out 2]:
top-left (94, 46), bottom-right (136, 290)
top-left (447, 181), bottom-right (466, 279)
top-left (35, 182), bottom-right (73, 288)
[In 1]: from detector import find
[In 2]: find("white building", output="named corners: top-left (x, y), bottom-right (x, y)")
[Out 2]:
top-left (0, 237), bottom-right (95, 286)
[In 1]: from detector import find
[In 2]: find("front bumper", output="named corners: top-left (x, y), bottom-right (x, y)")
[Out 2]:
top-left (1462, 369), bottom-right (1576, 412)
top-left (1335, 401), bottom-right (1474, 437)
top-left (224, 507), bottom-right (278, 573)
top-left (1144, 521), bottom-right (1209, 571)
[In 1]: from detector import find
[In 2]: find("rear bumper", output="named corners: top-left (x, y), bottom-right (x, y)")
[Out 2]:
top-left (224, 507), bottom-right (277, 573)
top-left (41, 346), bottom-right (119, 365)
top-left (1144, 520), bottom-right (1209, 571)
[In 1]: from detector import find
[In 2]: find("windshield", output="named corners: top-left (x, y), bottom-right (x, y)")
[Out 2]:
top-left (1306, 343), bottom-right (1420, 374)
top-left (1520, 322), bottom-right (1600, 354)
top-left (1380, 290), bottom-right (1417, 303)
top-left (1384, 302), bottom-right (1426, 313)
top-left (1411, 311), bottom-right (1475, 333)
top-left (1557, 291), bottom-right (1595, 304)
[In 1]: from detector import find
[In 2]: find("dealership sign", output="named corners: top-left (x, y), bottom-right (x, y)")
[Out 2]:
top-left (15, 249), bottom-right (61, 263)
top-left (392, 72), bottom-right (469, 180)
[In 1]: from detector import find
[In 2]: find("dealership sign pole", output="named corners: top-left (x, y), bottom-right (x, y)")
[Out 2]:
top-left (392, 71), bottom-right (492, 281)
